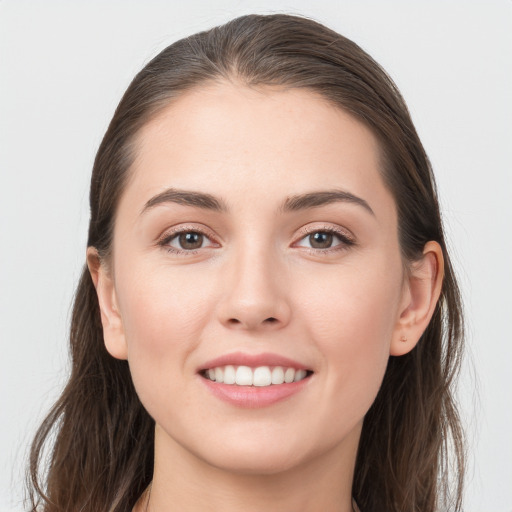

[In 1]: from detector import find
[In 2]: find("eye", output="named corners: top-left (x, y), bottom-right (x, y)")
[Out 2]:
top-left (160, 229), bottom-right (217, 252)
top-left (294, 229), bottom-right (354, 250)
top-left (172, 232), bottom-right (206, 250)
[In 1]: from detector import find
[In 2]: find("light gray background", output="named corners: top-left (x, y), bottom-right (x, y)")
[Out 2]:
top-left (1, 1), bottom-right (511, 511)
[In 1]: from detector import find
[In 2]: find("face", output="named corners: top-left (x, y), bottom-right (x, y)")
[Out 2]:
top-left (99, 82), bottom-right (411, 475)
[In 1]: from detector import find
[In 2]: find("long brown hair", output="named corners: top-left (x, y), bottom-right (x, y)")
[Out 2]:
top-left (27, 13), bottom-right (465, 512)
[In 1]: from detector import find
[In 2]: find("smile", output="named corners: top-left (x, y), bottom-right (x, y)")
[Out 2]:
top-left (198, 352), bottom-right (314, 407)
top-left (201, 365), bottom-right (312, 387)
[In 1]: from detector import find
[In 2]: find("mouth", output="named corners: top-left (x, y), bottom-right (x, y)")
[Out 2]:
top-left (199, 365), bottom-right (314, 387)
top-left (197, 352), bottom-right (314, 407)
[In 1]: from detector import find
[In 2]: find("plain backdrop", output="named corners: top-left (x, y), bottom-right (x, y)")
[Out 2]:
top-left (1, 1), bottom-right (511, 511)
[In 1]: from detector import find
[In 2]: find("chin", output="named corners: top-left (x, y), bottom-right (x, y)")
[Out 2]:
top-left (205, 448), bottom-right (306, 476)
top-left (177, 427), bottom-right (311, 476)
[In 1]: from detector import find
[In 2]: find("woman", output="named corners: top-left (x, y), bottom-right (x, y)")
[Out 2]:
top-left (27, 13), bottom-right (465, 512)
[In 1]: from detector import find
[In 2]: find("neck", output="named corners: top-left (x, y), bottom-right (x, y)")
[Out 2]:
top-left (135, 423), bottom-right (361, 512)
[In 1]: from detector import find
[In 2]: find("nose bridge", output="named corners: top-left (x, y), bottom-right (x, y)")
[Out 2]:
top-left (218, 235), bottom-right (291, 330)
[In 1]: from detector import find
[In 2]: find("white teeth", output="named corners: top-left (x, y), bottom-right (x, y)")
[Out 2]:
top-left (204, 365), bottom-right (310, 386)
top-left (214, 367), bottom-right (224, 383)
top-left (284, 367), bottom-right (295, 383)
top-left (253, 367), bottom-right (272, 387)
top-left (235, 366), bottom-right (253, 386)
top-left (271, 366), bottom-right (285, 385)
top-left (294, 369), bottom-right (307, 382)
top-left (223, 365), bottom-right (236, 384)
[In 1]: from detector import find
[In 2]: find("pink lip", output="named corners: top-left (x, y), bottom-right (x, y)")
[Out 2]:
top-left (197, 351), bottom-right (313, 409)
top-left (200, 377), bottom-right (311, 409)
top-left (199, 351), bottom-right (310, 371)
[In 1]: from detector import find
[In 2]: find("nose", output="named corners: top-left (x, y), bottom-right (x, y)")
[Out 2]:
top-left (216, 245), bottom-right (292, 331)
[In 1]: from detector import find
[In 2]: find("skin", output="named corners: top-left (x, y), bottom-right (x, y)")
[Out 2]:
top-left (88, 82), bottom-right (443, 512)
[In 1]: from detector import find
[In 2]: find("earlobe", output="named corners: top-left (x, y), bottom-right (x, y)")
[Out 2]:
top-left (390, 241), bottom-right (444, 356)
top-left (86, 247), bottom-right (128, 360)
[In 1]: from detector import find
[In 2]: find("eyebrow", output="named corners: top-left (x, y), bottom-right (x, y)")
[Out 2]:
top-left (140, 187), bottom-right (374, 217)
top-left (141, 188), bottom-right (228, 215)
top-left (282, 190), bottom-right (375, 216)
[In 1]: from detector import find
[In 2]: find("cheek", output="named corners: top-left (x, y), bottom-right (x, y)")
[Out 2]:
top-left (117, 260), bottom-right (214, 349)
top-left (301, 256), bottom-right (402, 345)
top-left (114, 262), bottom-right (217, 406)
top-left (298, 257), bottom-right (402, 412)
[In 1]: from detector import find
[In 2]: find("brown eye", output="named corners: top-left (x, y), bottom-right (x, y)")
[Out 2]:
top-left (161, 228), bottom-right (218, 254)
top-left (309, 231), bottom-right (333, 249)
top-left (177, 232), bottom-right (204, 250)
top-left (295, 228), bottom-right (354, 252)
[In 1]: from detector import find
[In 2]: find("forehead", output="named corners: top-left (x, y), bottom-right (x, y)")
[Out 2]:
top-left (124, 81), bottom-right (395, 222)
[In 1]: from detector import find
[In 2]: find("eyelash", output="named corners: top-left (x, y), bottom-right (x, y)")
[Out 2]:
top-left (294, 226), bottom-right (356, 255)
top-left (157, 225), bottom-right (356, 256)
top-left (157, 225), bottom-right (218, 255)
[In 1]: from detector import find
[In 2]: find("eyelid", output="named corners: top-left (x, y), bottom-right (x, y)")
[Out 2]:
top-left (155, 222), bottom-right (355, 255)
top-left (156, 223), bottom-right (221, 252)
top-left (292, 224), bottom-right (356, 250)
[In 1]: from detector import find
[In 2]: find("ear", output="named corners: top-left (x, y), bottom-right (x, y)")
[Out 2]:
top-left (86, 247), bottom-right (128, 360)
top-left (390, 241), bottom-right (444, 356)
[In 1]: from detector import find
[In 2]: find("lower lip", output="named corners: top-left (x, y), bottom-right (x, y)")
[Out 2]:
top-left (200, 376), bottom-right (311, 408)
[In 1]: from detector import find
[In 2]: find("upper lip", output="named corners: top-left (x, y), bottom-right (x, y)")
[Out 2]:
top-left (199, 351), bottom-right (311, 372)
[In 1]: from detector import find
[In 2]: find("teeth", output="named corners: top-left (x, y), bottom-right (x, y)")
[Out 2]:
top-left (235, 366), bottom-right (253, 386)
top-left (271, 366), bottom-right (285, 385)
top-left (224, 365), bottom-right (236, 384)
top-left (253, 367), bottom-right (272, 387)
top-left (284, 367), bottom-right (295, 383)
top-left (294, 369), bottom-right (307, 382)
top-left (214, 367), bottom-right (224, 383)
top-left (204, 365), bottom-right (310, 387)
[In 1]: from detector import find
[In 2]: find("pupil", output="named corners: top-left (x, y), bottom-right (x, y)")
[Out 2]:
top-left (310, 232), bottom-right (332, 248)
top-left (179, 232), bottom-right (203, 250)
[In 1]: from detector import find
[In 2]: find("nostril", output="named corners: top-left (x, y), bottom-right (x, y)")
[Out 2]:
top-left (224, 316), bottom-right (280, 328)
top-left (228, 318), bottom-right (243, 325)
